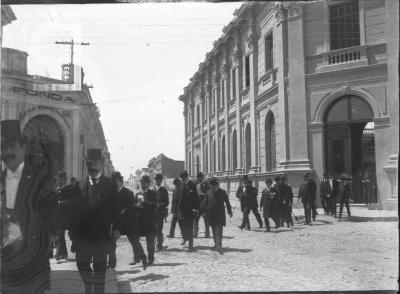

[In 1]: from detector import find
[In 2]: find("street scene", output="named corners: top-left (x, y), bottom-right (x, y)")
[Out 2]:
top-left (1, 1), bottom-right (399, 294)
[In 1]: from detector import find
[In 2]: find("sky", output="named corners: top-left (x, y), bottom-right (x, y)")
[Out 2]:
top-left (2, 2), bottom-right (243, 178)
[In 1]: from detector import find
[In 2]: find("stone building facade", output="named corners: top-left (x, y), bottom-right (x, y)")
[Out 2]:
top-left (148, 153), bottom-right (184, 179)
top-left (179, 1), bottom-right (398, 209)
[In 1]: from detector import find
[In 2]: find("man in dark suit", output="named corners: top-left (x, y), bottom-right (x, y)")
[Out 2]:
top-left (236, 177), bottom-right (250, 230)
top-left (319, 172), bottom-right (331, 215)
top-left (73, 149), bottom-right (121, 294)
top-left (177, 171), bottom-right (199, 251)
top-left (236, 175), bottom-right (263, 230)
top-left (108, 171), bottom-right (136, 268)
top-left (167, 178), bottom-right (180, 238)
top-left (206, 178), bottom-right (232, 253)
top-left (1, 120), bottom-right (57, 294)
top-left (193, 172), bottom-right (210, 238)
top-left (134, 175), bottom-right (157, 265)
top-left (298, 173), bottom-right (317, 225)
top-left (276, 176), bottom-right (293, 228)
top-left (154, 173), bottom-right (169, 251)
top-left (338, 174), bottom-right (351, 219)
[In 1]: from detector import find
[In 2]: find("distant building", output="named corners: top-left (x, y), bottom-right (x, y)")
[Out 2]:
top-left (179, 1), bottom-right (398, 209)
top-left (147, 153), bottom-right (184, 179)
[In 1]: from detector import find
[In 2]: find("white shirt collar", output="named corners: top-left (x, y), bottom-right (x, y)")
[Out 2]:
top-left (6, 161), bottom-right (25, 178)
top-left (89, 172), bottom-right (101, 185)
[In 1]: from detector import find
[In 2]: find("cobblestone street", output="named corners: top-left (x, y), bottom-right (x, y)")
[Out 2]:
top-left (49, 205), bottom-right (398, 293)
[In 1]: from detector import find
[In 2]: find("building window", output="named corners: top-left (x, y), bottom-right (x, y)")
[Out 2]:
top-left (265, 112), bottom-right (276, 172)
top-left (265, 32), bottom-right (273, 71)
top-left (213, 89), bottom-right (217, 114)
top-left (330, 0), bottom-right (360, 50)
top-left (245, 55), bottom-right (250, 88)
top-left (232, 68), bottom-right (236, 100)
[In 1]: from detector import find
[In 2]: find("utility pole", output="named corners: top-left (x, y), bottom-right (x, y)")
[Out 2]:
top-left (55, 39), bottom-right (90, 64)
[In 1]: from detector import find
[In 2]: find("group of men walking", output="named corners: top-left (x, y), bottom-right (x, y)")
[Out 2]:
top-left (0, 118), bottom-right (354, 294)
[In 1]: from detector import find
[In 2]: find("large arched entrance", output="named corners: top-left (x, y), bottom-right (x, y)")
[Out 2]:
top-left (324, 95), bottom-right (377, 203)
top-left (23, 114), bottom-right (65, 177)
top-left (265, 112), bottom-right (276, 172)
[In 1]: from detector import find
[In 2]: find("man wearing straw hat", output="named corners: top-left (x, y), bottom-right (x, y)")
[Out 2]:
top-left (1, 120), bottom-right (57, 294)
top-left (73, 148), bottom-right (121, 294)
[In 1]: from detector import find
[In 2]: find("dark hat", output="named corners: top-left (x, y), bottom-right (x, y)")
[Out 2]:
top-left (265, 178), bottom-right (273, 184)
top-left (196, 172), bottom-right (204, 179)
top-left (274, 176), bottom-right (281, 181)
top-left (180, 170), bottom-right (189, 179)
top-left (1, 120), bottom-right (24, 145)
top-left (305, 172), bottom-right (312, 177)
top-left (154, 173), bottom-right (163, 181)
top-left (112, 171), bottom-right (124, 181)
top-left (209, 177), bottom-right (218, 186)
top-left (242, 174), bottom-right (249, 181)
top-left (140, 175), bottom-right (151, 183)
top-left (85, 149), bottom-right (102, 161)
top-left (173, 178), bottom-right (181, 185)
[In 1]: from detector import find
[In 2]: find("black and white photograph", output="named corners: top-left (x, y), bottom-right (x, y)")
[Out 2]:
top-left (0, 0), bottom-right (398, 293)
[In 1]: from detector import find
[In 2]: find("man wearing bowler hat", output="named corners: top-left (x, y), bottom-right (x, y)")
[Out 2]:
top-left (1, 120), bottom-right (57, 294)
top-left (154, 173), bottom-right (169, 251)
top-left (134, 175), bottom-right (157, 266)
top-left (193, 172), bottom-right (210, 238)
top-left (73, 148), bottom-right (121, 293)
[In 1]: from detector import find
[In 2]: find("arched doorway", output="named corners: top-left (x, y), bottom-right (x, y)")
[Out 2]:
top-left (245, 123), bottom-right (251, 173)
top-left (221, 135), bottom-right (226, 172)
top-left (265, 112), bottom-right (276, 172)
top-left (324, 95), bottom-right (377, 203)
top-left (232, 130), bottom-right (237, 172)
top-left (23, 114), bottom-right (65, 177)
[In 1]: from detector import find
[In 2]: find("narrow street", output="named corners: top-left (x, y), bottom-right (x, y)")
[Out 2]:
top-left (50, 206), bottom-right (398, 293)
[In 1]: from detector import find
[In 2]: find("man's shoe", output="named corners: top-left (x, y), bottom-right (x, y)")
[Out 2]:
top-left (180, 240), bottom-right (186, 246)
top-left (107, 264), bottom-right (116, 269)
top-left (156, 246), bottom-right (163, 252)
top-left (148, 257), bottom-right (154, 265)
top-left (265, 228), bottom-right (271, 232)
top-left (167, 235), bottom-right (174, 238)
top-left (238, 226), bottom-right (243, 230)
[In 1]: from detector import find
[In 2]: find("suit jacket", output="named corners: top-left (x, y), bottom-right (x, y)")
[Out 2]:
top-left (54, 183), bottom-right (82, 230)
top-left (171, 187), bottom-right (179, 214)
top-left (236, 184), bottom-right (258, 209)
top-left (177, 180), bottom-right (199, 223)
top-left (320, 178), bottom-right (338, 198)
top-left (1, 163), bottom-right (57, 290)
top-left (155, 186), bottom-right (169, 219)
top-left (118, 187), bottom-right (138, 236)
top-left (74, 175), bottom-right (121, 245)
top-left (135, 189), bottom-right (157, 235)
top-left (206, 188), bottom-right (232, 227)
top-left (260, 186), bottom-right (280, 218)
top-left (196, 181), bottom-right (210, 213)
top-left (299, 179), bottom-right (317, 204)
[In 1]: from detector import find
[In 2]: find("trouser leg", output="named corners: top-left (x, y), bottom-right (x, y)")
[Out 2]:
top-left (203, 214), bottom-right (210, 237)
top-left (216, 225), bottom-right (223, 248)
top-left (326, 197), bottom-right (332, 215)
top-left (156, 216), bottom-right (164, 249)
top-left (108, 240), bottom-right (116, 268)
top-left (76, 245), bottom-right (93, 294)
top-left (92, 248), bottom-right (108, 294)
top-left (146, 234), bottom-right (155, 261)
top-left (264, 218), bottom-right (270, 231)
top-left (193, 214), bottom-right (200, 237)
top-left (127, 234), bottom-right (139, 262)
top-left (332, 196), bottom-right (337, 216)
top-left (134, 236), bottom-right (146, 259)
top-left (339, 201), bottom-right (344, 218)
top-left (321, 197), bottom-right (327, 214)
top-left (211, 226), bottom-right (217, 247)
top-left (312, 203), bottom-right (317, 221)
top-left (241, 207), bottom-right (250, 229)
top-left (345, 202), bottom-right (351, 216)
top-left (251, 207), bottom-right (263, 227)
top-left (169, 213), bottom-right (177, 237)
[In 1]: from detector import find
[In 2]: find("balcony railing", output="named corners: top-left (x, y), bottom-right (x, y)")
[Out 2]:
top-left (324, 45), bottom-right (367, 65)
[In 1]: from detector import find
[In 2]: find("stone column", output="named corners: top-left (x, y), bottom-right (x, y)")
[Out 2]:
top-left (233, 40), bottom-right (243, 174)
top-left (275, 5), bottom-right (290, 169)
top-left (286, 3), bottom-right (311, 170)
top-left (206, 84), bottom-right (212, 175)
top-left (223, 62), bottom-right (230, 175)
top-left (246, 26), bottom-right (259, 174)
top-left (183, 105), bottom-right (188, 171)
top-left (189, 99), bottom-right (194, 177)
top-left (213, 77), bottom-right (220, 173)
top-left (199, 88), bottom-right (205, 173)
